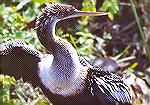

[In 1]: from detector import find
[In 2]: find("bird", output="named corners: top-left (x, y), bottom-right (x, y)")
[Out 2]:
top-left (0, 4), bottom-right (131, 105)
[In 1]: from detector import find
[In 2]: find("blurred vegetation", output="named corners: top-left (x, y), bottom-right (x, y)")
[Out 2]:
top-left (0, 75), bottom-right (52, 105)
top-left (1, 0), bottom-right (150, 105)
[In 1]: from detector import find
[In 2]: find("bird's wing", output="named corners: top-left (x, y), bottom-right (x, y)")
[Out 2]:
top-left (88, 68), bottom-right (131, 104)
top-left (79, 56), bottom-right (131, 105)
top-left (0, 40), bottom-right (45, 84)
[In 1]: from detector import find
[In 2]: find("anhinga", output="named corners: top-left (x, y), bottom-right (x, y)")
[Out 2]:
top-left (0, 4), bottom-right (131, 105)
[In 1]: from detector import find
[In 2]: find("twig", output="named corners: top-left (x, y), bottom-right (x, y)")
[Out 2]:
top-left (130, 0), bottom-right (150, 62)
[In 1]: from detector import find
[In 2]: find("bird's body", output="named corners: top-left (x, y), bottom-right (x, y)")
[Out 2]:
top-left (0, 4), bottom-right (131, 105)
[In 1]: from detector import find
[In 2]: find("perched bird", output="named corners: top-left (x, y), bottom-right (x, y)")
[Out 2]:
top-left (0, 4), bottom-right (131, 105)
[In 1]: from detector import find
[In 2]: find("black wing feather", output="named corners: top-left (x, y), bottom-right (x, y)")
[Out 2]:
top-left (88, 68), bottom-right (131, 105)
top-left (79, 57), bottom-right (131, 105)
top-left (0, 40), bottom-right (44, 86)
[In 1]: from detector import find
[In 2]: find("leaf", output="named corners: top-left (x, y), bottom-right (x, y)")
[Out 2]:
top-left (16, 1), bottom-right (30, 10)
top-left (127, 63), bottom-right (138, 72)
top-left (108, 13), bottom-right (114, 20)
top-left (69, 34), bottom-right (77, 49)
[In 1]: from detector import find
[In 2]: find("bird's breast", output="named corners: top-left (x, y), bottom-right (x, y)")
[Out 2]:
top-left (38, 54), bottom-right (88, 96)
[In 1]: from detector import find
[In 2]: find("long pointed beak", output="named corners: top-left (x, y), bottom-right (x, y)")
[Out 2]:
top-left (73, 9), bottom-right (110, 17)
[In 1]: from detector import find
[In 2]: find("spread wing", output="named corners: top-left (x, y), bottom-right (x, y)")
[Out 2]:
top-left (79, 56), bottom-right (131, 105)
top-left (0, 40), bottom-right (44, 86)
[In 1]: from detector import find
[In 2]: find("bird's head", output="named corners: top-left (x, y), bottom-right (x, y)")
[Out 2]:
top-left (36, 3), bottom-right (109, 29)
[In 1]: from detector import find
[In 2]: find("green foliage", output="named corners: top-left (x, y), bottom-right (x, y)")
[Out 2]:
top-left (73, 0), bottom-right (97, 60)
top-left (0, 75), bottom-right (52, 105)
top-left (100, 0), bottom-right (119, 20)
top-left (31, 0), bottom-right (60, 3)
top-left (0, 75), bottom-right (16, 103)
top-left (0, 2), bottom-right (44, 50)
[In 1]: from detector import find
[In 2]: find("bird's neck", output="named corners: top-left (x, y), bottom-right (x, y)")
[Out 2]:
top-left (38, 21), bottom-right (81, 72)
top-left (38, 21), bottom-right (87, 95)
top-left (37, 21), bottom-right (57, 53)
